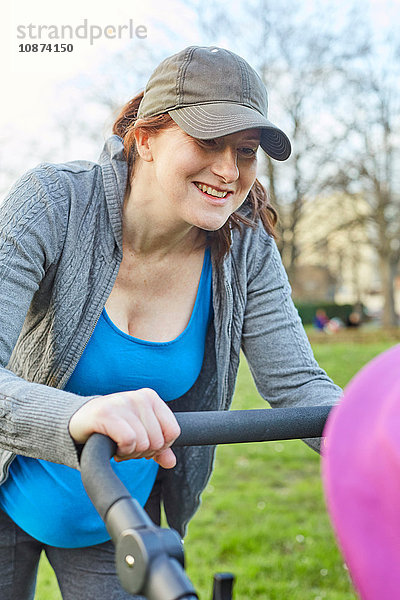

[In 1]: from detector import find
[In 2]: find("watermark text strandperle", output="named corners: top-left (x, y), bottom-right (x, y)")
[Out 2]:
top-left (17, 19), bottom-right (147, 46)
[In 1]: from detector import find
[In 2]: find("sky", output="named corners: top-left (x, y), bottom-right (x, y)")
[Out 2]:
top-left (1, 0), bottom-right (221, 185)
top-left (1, 0), bottom-right (195, 132)
top-left (0, 0), bottom-right (398, 191)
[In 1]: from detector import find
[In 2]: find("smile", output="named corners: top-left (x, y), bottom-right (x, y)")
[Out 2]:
top-left (194, 182), bottom-right (231, 198)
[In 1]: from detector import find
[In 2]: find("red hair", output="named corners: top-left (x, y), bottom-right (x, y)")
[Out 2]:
top-left (112, 92), bottom-right (277, 261)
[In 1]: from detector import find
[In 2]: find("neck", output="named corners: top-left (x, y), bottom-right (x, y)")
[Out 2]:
top-left (122, 171), bottom-right (205, 259)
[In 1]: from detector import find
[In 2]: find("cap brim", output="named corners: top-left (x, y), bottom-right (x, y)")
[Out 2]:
top-left (168, 103), bottom-right (291, 161)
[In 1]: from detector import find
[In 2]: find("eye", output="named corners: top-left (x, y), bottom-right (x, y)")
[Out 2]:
top-left (198, 138), bottom-right (219, 148)
top-left (238, 146), bottom-right (258, 157)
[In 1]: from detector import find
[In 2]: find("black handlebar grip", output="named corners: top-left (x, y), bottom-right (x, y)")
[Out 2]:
top-left (80, 433), bottom-right (129, 521)
top-left (80, 406), bottom-right (334, 518)
top-left (172, 405), bottom-right (333, 447)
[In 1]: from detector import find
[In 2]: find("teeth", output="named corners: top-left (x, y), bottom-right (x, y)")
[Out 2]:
top-left (195, 182), bottom-right (228, 198)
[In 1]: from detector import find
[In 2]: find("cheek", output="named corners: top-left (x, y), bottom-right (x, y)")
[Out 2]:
top-left (168, 147), bottom-right (201, 179)
top-left (241, 163), bottom-right (258, 192)
top-left (154, 155), bottom-right (186, 189)
top-left (248, 160), bottom-right (258, 180)
top-left (177, 163), bottom-right (206, 191)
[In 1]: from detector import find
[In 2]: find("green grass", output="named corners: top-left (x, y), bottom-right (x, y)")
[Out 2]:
top-left (36, 556), bottom-right (62, 600)
top-left (35, 329), bottom-right (397, 599)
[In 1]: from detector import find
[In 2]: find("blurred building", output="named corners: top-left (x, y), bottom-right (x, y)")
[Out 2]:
top-left (289, 193), bottom-right (399, 317)
top-left (290, 265), bottom-right (336, 302)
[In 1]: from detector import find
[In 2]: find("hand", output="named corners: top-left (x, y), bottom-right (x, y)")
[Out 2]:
top-left (69, 388), bottom-right (181, 469)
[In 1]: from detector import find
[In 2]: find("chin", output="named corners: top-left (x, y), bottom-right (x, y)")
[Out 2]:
top-left (189, 211), bottom-right (231, 232)
top-left (194, 219), bottom-right (229, 232)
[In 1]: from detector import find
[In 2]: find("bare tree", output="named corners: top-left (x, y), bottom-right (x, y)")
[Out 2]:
top-left (189, 0), bottom-right (371, 277)
top-left (190, 0), bottom-right (400, 325)
top-left (252, 1), bottom-right (375, 279)
top-left (331, 28), bottom-right (400, 326)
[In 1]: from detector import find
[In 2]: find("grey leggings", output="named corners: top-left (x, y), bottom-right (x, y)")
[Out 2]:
top-left (0, 479), bottom-right (162, 600)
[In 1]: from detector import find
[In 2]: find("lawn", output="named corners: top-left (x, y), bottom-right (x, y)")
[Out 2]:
top-left (35, 328), bottom-right (397, 599)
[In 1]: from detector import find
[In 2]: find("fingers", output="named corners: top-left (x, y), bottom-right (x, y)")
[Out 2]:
top-left (97, 414), bottom-right (139, 457)
top-left (132, 391), bottom-right (166, 451)
top-left (69, 388), bottom-right (181, 469)
top-left (114, 390), bottom-right (180, 465)
top-left (151, 395), bottom-right (181, 444)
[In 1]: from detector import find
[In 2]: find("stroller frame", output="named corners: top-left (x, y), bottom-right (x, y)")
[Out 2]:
top-left (80, 405), bottom-right (332, 600)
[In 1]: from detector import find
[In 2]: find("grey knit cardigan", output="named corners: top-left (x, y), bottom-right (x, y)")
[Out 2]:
top-left (0, 135), bottom-right (341, 537)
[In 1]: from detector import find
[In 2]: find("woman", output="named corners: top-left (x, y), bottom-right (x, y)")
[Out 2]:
top-left (0, 46), bottom-right (341, 599)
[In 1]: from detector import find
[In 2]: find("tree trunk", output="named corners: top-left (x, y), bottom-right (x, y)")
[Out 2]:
top-left (379, 255), bottom-right (398, 327)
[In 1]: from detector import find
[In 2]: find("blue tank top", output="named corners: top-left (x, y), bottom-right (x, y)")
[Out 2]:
top-left (0, 248), bottom-right (212, 547)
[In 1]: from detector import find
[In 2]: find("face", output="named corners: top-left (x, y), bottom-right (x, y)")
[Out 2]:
top-left (141, 125), bottom-right (261, 232)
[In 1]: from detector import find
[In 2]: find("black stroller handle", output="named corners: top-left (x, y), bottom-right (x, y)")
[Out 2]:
top-left (172, 405), bottom-right (333, 447)
top-left (80, 405), bottom-right (334, 599)
top-left (81, 433), bottom-right (198, 600)
top-left (82, 406), bottom-right (332, 519)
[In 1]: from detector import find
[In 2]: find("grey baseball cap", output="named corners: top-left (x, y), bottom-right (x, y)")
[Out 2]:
top-left (137, 46), bottom-right (291, 161)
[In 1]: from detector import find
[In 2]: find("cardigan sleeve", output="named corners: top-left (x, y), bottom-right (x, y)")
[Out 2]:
top-left (241, 229), bottom-right (342, 452)
top-left (0, 167), bottom-right (97, 469)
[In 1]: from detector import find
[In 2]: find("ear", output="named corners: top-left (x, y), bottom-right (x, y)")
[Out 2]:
top-left (134, 128), bottom-right (153, 162)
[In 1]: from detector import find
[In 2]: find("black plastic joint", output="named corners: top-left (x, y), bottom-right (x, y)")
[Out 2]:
top-left (212, 573), bottom-right (235, 600)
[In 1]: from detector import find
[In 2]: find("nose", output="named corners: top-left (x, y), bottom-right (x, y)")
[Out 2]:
top-left (210, 146), bottom-right (239, 183)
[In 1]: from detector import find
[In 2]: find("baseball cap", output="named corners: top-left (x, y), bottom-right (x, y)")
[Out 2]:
top-left (322, 344), bottom-right (400, 599)
top-left (137, 46), bottom-right (291, 161)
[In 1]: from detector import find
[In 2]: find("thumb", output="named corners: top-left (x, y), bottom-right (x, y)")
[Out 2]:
top-left (154, 447), bottom-right (177, 469)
